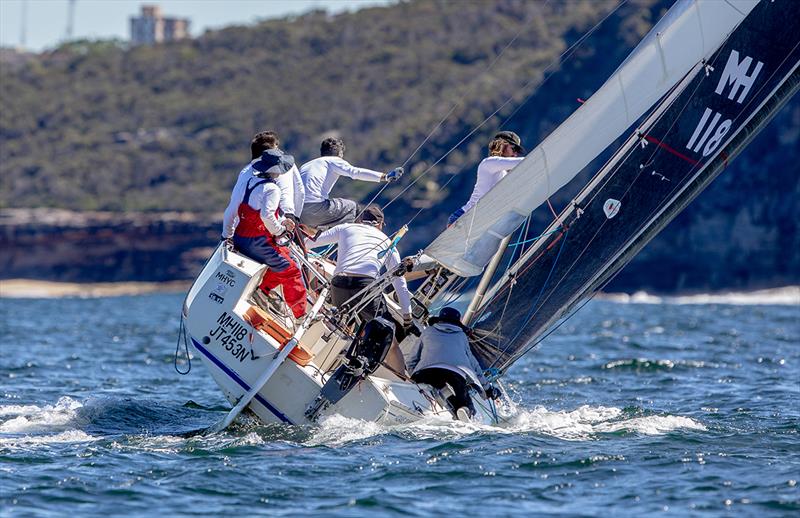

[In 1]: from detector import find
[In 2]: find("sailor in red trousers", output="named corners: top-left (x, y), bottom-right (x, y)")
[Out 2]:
top-left (225, 148), bottom-right (307, 319)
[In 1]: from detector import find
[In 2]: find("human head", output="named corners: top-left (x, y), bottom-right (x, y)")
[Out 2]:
top-left (355, 204), bottom-right (384, 228)
top-left (252, 148), bottom-right (295, 177)
top-left (437, 306), bottom-right (463, 326)
top-left (488, 130), bottom-right (523, 157)
top-left (251, 131), bottom-right (280, 160)
top-left (320, 137), bottom-right (345, 158)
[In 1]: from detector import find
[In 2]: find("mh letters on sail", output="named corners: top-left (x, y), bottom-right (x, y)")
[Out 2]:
top-left (687, 49), bottom-right (764, 157)
top-left (715, 50), bottom-right (764, 103)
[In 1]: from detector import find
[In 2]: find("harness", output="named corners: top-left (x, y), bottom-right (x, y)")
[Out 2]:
top-left (234, 177), bottom-right (278, 238)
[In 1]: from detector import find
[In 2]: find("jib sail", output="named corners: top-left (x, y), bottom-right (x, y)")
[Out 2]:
top-left (423, 0), bottom-right (758, 278)
top-left (468, 0), bottom-right (800, 372)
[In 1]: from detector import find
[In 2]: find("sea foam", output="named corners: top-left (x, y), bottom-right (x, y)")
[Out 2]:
top-left (599, 286), bottom-right (799, 305)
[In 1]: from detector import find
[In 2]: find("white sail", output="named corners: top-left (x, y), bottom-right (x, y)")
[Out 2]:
top-left (424, 0), bottom-right (758, 277)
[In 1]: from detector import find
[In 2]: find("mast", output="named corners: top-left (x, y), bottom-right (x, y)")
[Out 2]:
top-left (468, 0), bottom-right (800, 371)
top-left (424, 0), bottom-right (758, 277)
top-left (463, 236), bottom-right (510, 324)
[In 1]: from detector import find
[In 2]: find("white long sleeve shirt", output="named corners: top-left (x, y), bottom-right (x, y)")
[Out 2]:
top-left (300, 156), bottom-right (384, 204)
top-left (222, 163), bottom-right (286, 238)
top-left (306, 223), bottom-right (411, 314)
top-left (276, 164), bottom-right (306, 217)
top-left (460, 156), bottom-right (525, 214)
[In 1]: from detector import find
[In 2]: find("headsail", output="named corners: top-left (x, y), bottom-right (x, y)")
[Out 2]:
top-left (468, 0), bottom-right (800, 371)
top-left (424, 0), bottom-right (758, 277)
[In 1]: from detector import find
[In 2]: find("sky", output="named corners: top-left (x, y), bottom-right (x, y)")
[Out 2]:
top-left (0, 0), bottom-right (395, 52)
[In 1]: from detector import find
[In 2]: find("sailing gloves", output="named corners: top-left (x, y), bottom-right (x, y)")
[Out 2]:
top-left (382, 167), bottom-right (404, 183)
top-left (485, 385), bottom-right (502, 400)
top-left (447, 208), bottom-right (465, 226)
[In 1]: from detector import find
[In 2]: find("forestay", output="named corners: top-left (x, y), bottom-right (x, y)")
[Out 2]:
top-left (468, 0), bottom-right (800, 372)
top-left (424, 0), bottom-right (758, 277)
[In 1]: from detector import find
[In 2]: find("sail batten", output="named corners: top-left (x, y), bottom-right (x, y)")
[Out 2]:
top-left (424, 0), bottom-right (758, 277)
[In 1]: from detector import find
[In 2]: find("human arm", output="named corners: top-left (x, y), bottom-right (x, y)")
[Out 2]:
top-left (386, 249), bottom-right (412, 316)
top-left (221, 172), bottom-right (248, 238)
top-left (329, 157), bottom-right (385, 183)
top-left (304, 224), bottom-right (342, 249)
top-left (259, 184), bottom-right (286, 236)
top-left (292, 166), bottom-right (306, 217)
top-left (459, 156), bottom-right (526, 214)
top-left (274, 169), bottom-right (296, 217)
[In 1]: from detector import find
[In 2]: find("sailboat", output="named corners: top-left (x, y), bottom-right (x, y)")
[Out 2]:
top-left (179, 0), bottom-right (800, 427)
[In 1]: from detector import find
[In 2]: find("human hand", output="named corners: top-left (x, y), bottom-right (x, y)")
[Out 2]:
top-left (283, 218), bottom-right (296, 232)
top-left (447, 208), bottom-right (464, 227)
top-left (383, 167), bottom-right (404, 183)
top-left (485, 385), bottom-right (502, 400)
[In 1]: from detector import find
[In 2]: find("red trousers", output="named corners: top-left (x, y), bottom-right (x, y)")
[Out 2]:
top-left (258, 245), bottom-right (307, 319)
top-left (234, 234), bottom-right (307, 319)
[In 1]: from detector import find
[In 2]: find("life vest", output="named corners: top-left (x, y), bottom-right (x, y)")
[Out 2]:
top-left (234, 177), bottom-right (280, 239)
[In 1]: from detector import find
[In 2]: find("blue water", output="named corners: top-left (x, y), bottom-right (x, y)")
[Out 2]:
top-left (1, 293), bottom-right (798, 516)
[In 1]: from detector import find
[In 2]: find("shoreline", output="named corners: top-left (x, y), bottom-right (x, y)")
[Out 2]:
top-left (0, 279), bottom-right (191, 299)
top-left (1, 279), bottom-right (797, 304)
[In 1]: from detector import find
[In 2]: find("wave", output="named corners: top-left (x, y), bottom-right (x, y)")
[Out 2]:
top-left (599, 286), bottom-right (799, 305)
top-left (306, 403), bottom-right (707, 445)
top-left (0, 397), bottom-right (99, 448)
top-left (1, 396), bottom-right (707, 450)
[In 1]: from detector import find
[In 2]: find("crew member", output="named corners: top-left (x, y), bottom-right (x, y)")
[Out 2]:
top-left (223, 131), bottom-right (305, 237)
top-left (448, 131), bottom-right (526, 226)
top-left (226, 148), bottom-right (307, 319)
top-left (299, 137), bottom-right (403, 230)
top-left (305, 205), bottom-right (411, 325)
top-left (404, 307), bottom-right (501, 421)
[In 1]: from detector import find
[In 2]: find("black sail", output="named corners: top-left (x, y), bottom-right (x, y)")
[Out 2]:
top-left (469, 0), bottom-right (800, 373)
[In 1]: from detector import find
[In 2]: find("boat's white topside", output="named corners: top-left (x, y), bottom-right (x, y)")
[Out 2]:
top-left (183, 244), bottom-right (490, 426)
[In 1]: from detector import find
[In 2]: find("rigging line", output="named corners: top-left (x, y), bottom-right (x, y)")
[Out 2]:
top-left (499, 0), bottom-right (630, 127)
top-left (501, 264), bottom-right (618, 373)
top-left (579, 30), bottom-right (743, 212)
top-left (491, 39), bottom-right (794, 362)
top-left (488, 227), bottom-right (569, 370)
top-left (399, 0), bottom-right (551, 172)
top-left (353, 1), bottom-right (552, 220)
top-left (381, 0), bottom-right (629, 214)
top-left (493, 52), bottom-right (726, 305)
top-left (476, 6), bottom-right (771, 371)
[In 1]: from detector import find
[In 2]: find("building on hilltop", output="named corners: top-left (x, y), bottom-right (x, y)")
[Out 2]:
top-left (130, 5), bottom-right (190, 45)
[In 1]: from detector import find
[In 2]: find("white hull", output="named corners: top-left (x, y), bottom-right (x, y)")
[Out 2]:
top-left (183, 244), bottom-right (490, 426)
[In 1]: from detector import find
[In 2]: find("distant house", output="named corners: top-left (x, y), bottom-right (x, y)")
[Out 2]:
top-left (130, 5), bottom-right (190, 46)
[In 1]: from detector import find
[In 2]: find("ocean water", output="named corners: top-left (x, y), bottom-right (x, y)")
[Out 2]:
top-left (1, 292), bottom-right (798, 516)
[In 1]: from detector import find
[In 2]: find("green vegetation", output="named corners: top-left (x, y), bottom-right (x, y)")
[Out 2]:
top-left (1, 0), bottom-right (661, 215)
top-left (1, 0), bottom-right (797, 290)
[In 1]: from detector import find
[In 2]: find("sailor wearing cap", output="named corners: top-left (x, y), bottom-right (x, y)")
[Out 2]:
top-left (223, 148), bottom-right (307, 319)
top-left (448, 130), bottom-right (526, 226)
top-left (305, 204), bottom-right (412, 325)
top-left (299, 137), bottom-right (404, 231)
top-left (404, 306), bottom-right (501, 421)
top-left (222, 131), bottom-right (304, 240)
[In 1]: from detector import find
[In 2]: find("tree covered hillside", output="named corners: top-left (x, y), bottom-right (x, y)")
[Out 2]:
top-left (1, 0), bottom-right (798, 291)
top-left (1, 0), bottom-right (658, 213)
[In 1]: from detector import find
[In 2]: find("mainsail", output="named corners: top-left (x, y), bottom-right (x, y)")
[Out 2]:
top-left (468, 0), bottom-right (800, 372)
top-left (424, 0), bottom-right (758, 277)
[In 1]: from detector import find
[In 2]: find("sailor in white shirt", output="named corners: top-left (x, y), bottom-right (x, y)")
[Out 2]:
top-left (225, 148), bottom-right (307, 319)
top-left (299, 137), bottom-right (403, 230)
top-left (448, 131), bottom-right (526, 226)
top-left (222, 131), bottom-right (305, 239)
top-left (305, 205), bottom-right (412, 325)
